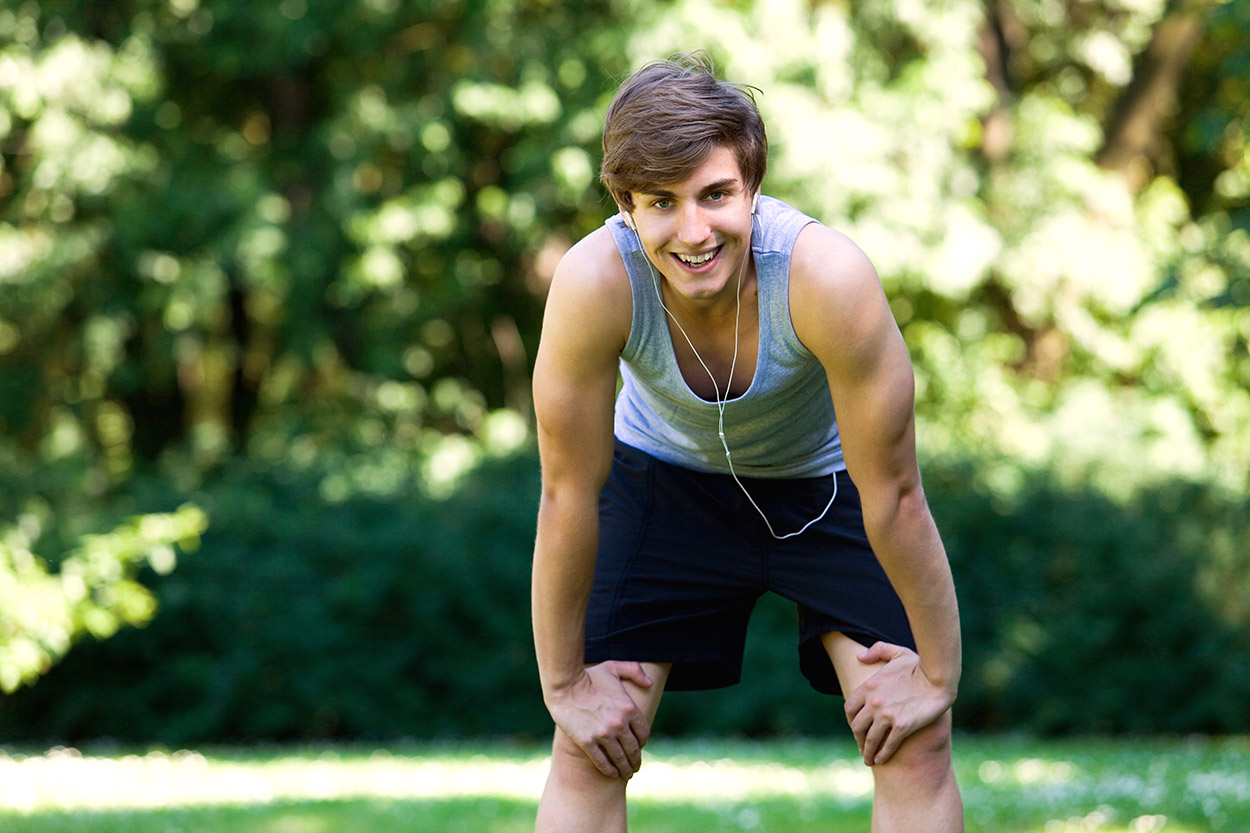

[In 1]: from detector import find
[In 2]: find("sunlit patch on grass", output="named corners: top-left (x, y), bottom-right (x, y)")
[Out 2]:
top-left (262, 813), bottom-right (333, 833)
top-left (630, 755), bottom-right (873, 804)
top-left (977, 757), bottom-right (1078, 785)
top-left (0, 746), bottom-right (551, 812)
top-left (957, 737), bottom-right (1250, 833)
top-left (0, 745), bottom-right (880, 814)
top-left (1, 737), bottom-right (1248, 833)
top-left (1040, 810), bottom-right (1198, 833)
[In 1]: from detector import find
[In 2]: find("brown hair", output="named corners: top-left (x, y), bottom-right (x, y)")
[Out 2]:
top-left (600, 52), bottom-right (767, 212)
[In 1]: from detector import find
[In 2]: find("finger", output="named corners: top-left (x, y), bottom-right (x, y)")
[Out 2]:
top-left (848, 706), bottom-right (875, 754)
top-left (844, 699), bottom-right (866, 751)
top-left (603, 738), bottom-right (637, 779)
top-left (585, 743), bottom-right (622, 779)
top-left (857, 641), bottom-right (898, 664)
top-left (860, 715), bottom-right (891, 766)
top-left (620, 727), bottom-right (644, 773)
top-left (629, 710), bottom-right (652, 749)
top-left (610, 661), bottom-right (654, 688)
top-left (873, 728), bottom-right (905, 766)
top-left (843, 683), bottom-right (866, 721)
top-left (560, 723), bottom-right (617, 778)
top-left (873, 711), bottom-right (917, 765)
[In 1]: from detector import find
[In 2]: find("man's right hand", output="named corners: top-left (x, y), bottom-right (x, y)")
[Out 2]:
top-left (545, 661), bottom-right (654, 779)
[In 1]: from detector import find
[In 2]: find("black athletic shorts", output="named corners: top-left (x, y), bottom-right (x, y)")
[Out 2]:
top-left (584, 440), bottom-right (916, 695)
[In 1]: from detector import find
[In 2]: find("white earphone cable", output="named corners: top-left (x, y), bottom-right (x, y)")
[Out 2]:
top-left (630, 208), bottom-right (836, 540)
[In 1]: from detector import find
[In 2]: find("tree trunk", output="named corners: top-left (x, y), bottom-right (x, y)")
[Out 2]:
top-left (1097, 0), bottom-right (1211, 190)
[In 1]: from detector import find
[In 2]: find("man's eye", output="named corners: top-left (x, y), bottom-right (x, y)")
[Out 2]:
top-left (653, 199), bottom-right (671, 210)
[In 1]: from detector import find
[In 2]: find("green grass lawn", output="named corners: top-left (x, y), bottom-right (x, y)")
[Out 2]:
top-left (0, 735), bottom-right (1246, 832)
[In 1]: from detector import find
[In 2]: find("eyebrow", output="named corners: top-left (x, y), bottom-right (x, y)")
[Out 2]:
top-left (643, 178), bottom-right (741, 199)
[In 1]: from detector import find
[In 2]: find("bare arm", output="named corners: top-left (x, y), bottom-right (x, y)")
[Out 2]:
top-left (531, 229), bottom-right (652, 778)
top-left (790, 224), bottom-right (962, 763)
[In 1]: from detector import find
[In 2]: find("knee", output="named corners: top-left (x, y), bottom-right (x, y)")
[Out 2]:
top-left (548, 728), bottom-right (630, 794)
top-left (872, 711), bottom-right (954, 789)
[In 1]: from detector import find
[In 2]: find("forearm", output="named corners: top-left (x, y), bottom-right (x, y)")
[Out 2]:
top-left (532, 490), bottom-right (600, 700)
top-left (863, 486), bottom-right (962, 694)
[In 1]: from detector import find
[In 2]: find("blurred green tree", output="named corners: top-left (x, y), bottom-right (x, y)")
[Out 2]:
top-left (620, 0), bottom-right (1248, 494)
top-left (1, 0), bottom-right (633, 688)
top-left (0, 502), bottom-right (206, 693)
top-left (5, 0), bottom-right (1244, 502)
top-left (2, 0), bottom-right (635, 484)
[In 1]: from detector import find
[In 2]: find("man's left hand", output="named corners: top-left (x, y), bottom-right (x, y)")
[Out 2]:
top-left (843, 641), bottom-right (956, 767)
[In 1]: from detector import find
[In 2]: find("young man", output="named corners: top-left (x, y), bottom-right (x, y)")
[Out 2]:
top-left (531, 54), bottom-right (964, 831)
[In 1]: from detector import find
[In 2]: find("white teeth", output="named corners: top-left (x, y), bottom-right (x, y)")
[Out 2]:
top-left (677, 249), bottom-right (716, 266)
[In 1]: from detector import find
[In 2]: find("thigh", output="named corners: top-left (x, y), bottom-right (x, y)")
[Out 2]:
top-left (820, 631), bottom-right (880, 697)
top-left (624, 661), bottom-right (671, 726)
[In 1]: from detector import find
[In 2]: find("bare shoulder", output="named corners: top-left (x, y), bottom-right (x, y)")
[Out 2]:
top-left (790, 224), bottom-right (883, 313)
top-left (789, 223), bottom-right (893, 358)
top-left (552, 226), bottom-right (631, 307)
top-left (546, 226), bottom-right (631, 343)
top-left (539, 225), bottom-right (632, 372)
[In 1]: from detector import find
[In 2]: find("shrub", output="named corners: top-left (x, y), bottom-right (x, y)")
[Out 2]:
top-left (2, 452), bottom-right (1248, 742)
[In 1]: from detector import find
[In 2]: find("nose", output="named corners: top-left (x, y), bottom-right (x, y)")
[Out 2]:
top-left (676, 204), bottom-right (711, 246)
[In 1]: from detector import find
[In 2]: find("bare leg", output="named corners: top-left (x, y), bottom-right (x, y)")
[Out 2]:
top-left (534, 662), bottom-right (671, 833)
top-left (822, 632), bottom-right (964, 833)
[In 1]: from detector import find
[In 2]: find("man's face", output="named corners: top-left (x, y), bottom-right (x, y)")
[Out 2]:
top-left (624, 145), bottom-right (756, 305)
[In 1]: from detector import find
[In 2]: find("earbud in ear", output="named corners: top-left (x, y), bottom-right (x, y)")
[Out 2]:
top-left (751, 193), bottom-right (759, 215)
top-left (623, 212), bottom-right (635, 230)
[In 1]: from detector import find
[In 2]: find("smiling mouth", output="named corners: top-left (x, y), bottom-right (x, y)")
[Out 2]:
top-left (673, 246), bottom-right (721, 268)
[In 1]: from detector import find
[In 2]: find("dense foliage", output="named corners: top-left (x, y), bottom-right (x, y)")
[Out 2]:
top-left (1, 0), bottom-right (1247, 739)
top-left (0, 453), bottom-right (544, 742)
top-left (2, 453), bottom-right (1247, 742)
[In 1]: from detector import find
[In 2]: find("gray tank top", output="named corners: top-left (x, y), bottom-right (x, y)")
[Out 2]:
top-left (610, 195), bottom-right (845, 478)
